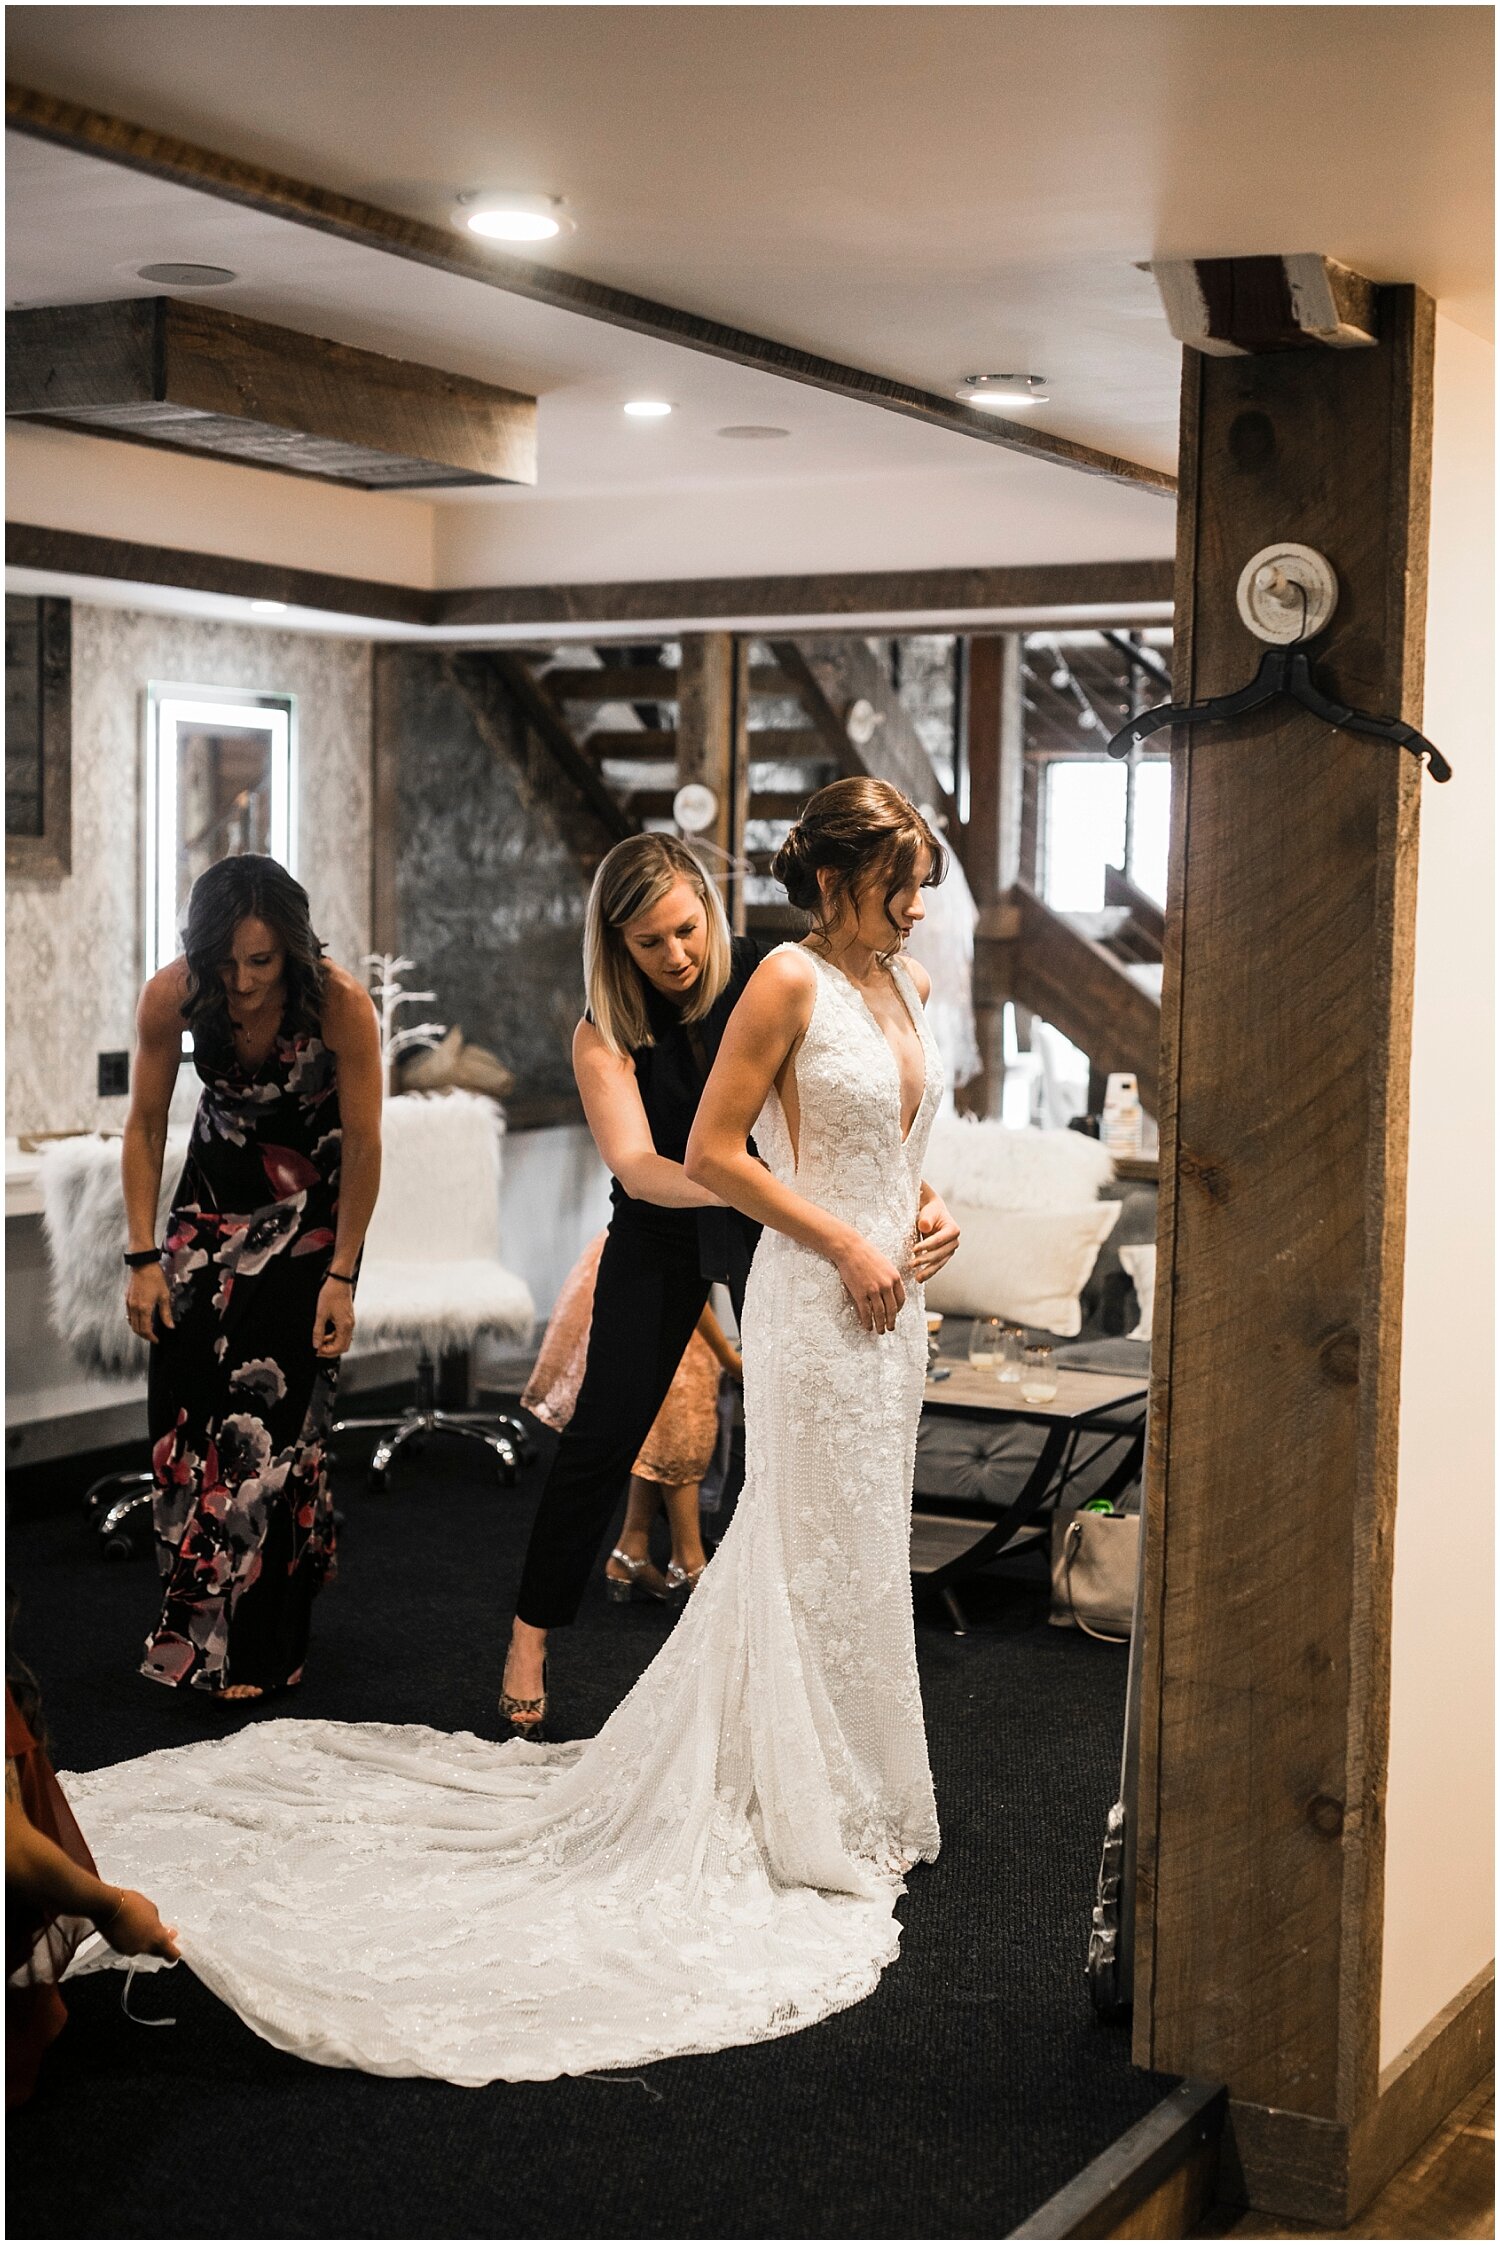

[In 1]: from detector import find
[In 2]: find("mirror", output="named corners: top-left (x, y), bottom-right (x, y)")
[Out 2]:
top-left (144, 683), bottom-right (296, 976)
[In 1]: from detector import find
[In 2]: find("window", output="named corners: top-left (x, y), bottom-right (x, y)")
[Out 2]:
top-left (1042, 755), bottom-right (1171, 911)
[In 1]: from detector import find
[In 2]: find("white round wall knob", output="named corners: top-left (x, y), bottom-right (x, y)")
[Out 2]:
top-left (844, 697), bottom-right (883, 747)
top-left (672, 783), bottom-right (718, 834)
top-left (1235, 542), bottom-right (1339, 644)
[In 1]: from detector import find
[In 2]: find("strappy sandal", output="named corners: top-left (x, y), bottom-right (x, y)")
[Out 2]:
top-left (604, 1547), bottom-right (669, 1604)
top-left (498, 1657), bottom-right (548, 1737)
top-left (664, 1559), bottom-right (706, 1596)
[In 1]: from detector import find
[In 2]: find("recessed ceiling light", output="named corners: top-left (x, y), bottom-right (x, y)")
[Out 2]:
top-left (136, 262), bottom-right (238, 286)
top-left (624, 400), bottom-right (673, 419)
top-left (959, 373), bottom-right (1050, 408)
top-left (455, 192), bottom-right (569, 243)
top-left (250, 599), bottom-right (288, 614)
top-left (716, 424), bottom-right (791, 441)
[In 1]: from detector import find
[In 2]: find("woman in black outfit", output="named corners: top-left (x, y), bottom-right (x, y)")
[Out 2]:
top-left (500, 835), bottom-right (760, 1731)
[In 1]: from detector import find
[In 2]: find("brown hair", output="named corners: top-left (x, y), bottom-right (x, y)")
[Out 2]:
top-left (583, 832), bottom-right (733, 1057)
top-left (180, 854), bottom-right (327, 1052)
top-left (770, 778), bottom-right (945, 951)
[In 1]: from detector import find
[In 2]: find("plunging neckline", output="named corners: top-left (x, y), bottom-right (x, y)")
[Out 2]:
top-left (805, 945), bottom-right (928, 1147)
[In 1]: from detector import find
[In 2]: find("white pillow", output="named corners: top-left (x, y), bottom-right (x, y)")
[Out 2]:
top-left (1118, 1242), bottom-right (1157, 1341)
top-left (923, 1200), bottom-right (1122, 1336)
top-left (923, 1115), bottom-right (1115, 1212)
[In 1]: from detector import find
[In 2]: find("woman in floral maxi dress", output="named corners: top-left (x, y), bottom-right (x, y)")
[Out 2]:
top-left (122, 856), bottom-right (383, 1702)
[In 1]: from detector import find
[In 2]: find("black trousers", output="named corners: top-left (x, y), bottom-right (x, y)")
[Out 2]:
top-left (514, 1218), bottom-right (742, 1629)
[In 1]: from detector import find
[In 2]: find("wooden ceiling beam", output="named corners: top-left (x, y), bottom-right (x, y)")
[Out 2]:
top-left (6, 296), bottom-right (536, 489)
top-left (4, 525), bottom-right (1175, 635)
top-left (4, 521), bottom-right (437, 626)
top-left (1150, 254), bottom-right (1380, 357)
top-left (438, 559), bottom-right (1177, 631)
top-left (6, 81), bottom-right (1174, 496)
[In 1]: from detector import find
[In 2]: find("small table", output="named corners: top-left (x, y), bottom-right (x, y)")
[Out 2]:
top-left (912, 1363), bottom-right (1149, 1633)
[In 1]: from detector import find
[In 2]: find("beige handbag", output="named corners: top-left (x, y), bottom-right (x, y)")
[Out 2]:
top-left (1049, 1507), bottom-right (1139, 1642)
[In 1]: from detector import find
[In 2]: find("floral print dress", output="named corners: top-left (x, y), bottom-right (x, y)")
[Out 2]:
top-left (142, 1023), bottom-right (343, 1695)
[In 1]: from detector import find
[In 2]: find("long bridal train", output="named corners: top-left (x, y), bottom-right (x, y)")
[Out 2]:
top-left (64, 947), bottom-right (943, 2085)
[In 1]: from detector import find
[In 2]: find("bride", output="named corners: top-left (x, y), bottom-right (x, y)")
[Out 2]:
top-left (62, 779), bottom-right (962, 2085)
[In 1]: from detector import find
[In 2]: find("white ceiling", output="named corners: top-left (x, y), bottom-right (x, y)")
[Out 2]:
top-left (6, 131), bottom-right (1162, 499)
top-left (4, 3), bottom-right (1492, 601)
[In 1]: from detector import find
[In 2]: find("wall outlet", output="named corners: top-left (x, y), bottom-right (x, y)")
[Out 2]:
top-left (97, 1051), bottom-right (130, 1097)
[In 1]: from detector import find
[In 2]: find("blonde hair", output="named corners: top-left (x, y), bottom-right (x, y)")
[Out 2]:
top-left (583, 834), bottom-right (733, 1057)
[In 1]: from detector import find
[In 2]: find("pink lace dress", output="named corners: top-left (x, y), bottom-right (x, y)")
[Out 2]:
top-left (522, 1232), bottom-right (721, 1484)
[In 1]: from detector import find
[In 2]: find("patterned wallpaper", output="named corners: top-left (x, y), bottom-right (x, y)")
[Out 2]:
top-left (5, 605), bottom-right (372, 1136)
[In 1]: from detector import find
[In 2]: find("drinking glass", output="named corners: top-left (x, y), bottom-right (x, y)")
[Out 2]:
top-left (1020, 1344), bottom-right (1059, 1403)
top-left (997, 1323), bottom-right (1026, 1384)
top-left (925, 1312), bottom-right (944, 1369)
top-left (968, 1316), bottom-right (1003, 1370)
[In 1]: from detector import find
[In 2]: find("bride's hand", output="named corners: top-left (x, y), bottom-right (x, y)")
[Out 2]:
top-left (833, 1232), bottom-right (907, 1335)
top-left (911, 1192), bottom-right (961, 1284)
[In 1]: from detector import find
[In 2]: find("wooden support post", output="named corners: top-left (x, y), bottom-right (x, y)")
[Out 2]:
top-left (728, 639), bottom-right (751, 935)
top-left (676, 634), bottom-right (737, 912)
top-left (1134, 279), bottom-right (1433, 2223)
top-left (957, 634), bottom-right (1024, 1116)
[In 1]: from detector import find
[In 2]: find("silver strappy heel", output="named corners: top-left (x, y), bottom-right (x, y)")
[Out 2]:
top-left (604, 1547), bottom-right (669, 1604)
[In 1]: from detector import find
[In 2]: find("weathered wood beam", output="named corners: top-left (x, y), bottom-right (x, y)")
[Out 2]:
top-left (956, 634), bottom-right (1025, 1117)
top-left (976, 884), bottom-right (1161, 1112)
top-left (542, 664), bottom-right (797, 703)
top-left (1151, 255), bottom-right (1380, 357)
top-left (768, 637), bottom-right (955, 821)
top-left (4, 525), bottom-right (1175, 636)
top-left (5, 522), bottom-right (437, 626)
top-left (6, 82), bottom-right (1174, 496)
top-left (439, 559), bottom-right (1177, 631)
top-left (676, 634), bottom-right (737, 910)
top-left (1103, 862), bottom-right (1166, 951)
top-left (1134, 282), bottom-right (1433, 2214)
top-left (451, 652), bottom-right (635, 874)
top-left (7, 298), bottom-right (536, 489)
top-left (760, 643), bottom-right (868, 786)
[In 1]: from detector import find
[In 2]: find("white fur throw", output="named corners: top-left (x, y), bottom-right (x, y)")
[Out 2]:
top-left (924, 1115), bottom-right (1115, 1211)
top-left (38, 1093), bottom-right (535, 1375)
top-left (40, 1131), bottom-right (188, 1376)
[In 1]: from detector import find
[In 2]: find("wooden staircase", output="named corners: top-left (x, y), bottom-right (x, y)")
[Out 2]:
top-left (454, 632), bottom-right (953, 935)
top-left (450, 626), bottom-right (1163, 1116)
top-left (976, 879), bottom-right (1162, 1112)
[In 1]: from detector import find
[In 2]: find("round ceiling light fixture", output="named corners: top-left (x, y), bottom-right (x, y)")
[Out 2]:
top-left (623, 399), bottom-right (673, 418)
top-left (716, 424), bottom-right (791, 441)
top-left (959, 373), bottom-right (1050, 408)
top-left (455, 191), bottom-right (570, 243)
top-left (135, 262), bottom-right (238, 286)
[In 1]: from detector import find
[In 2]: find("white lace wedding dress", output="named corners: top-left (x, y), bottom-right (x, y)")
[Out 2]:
top-left (64, 946), bottom-right (943, 2084)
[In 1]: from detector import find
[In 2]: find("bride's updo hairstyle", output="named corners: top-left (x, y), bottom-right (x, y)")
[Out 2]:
top-left (584, 832), bottom-right (733, 1057)
top-left (772, 778), bottom-right (945, 954)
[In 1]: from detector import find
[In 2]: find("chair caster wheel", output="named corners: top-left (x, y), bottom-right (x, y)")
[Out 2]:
top-left (101, 1534), bottom-right (136, 1561)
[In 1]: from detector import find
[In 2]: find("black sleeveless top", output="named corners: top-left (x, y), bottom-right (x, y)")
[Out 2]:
top-left (609, 933), bottom-right (762, 1286)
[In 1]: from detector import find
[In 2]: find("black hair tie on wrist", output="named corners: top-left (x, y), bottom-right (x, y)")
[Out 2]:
top-left (122, 1247), bottom-right (161, 1269)
top-left (327, 1270), bottom-right (357, 1286)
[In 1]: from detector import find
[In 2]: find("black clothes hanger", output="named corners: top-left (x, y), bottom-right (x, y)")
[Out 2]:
top-left (1105, 644), bottom-right (1451, 784)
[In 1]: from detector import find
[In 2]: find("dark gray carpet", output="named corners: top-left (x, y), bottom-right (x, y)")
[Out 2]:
top-left (6, 1418), bottom-right (1173, 2239)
